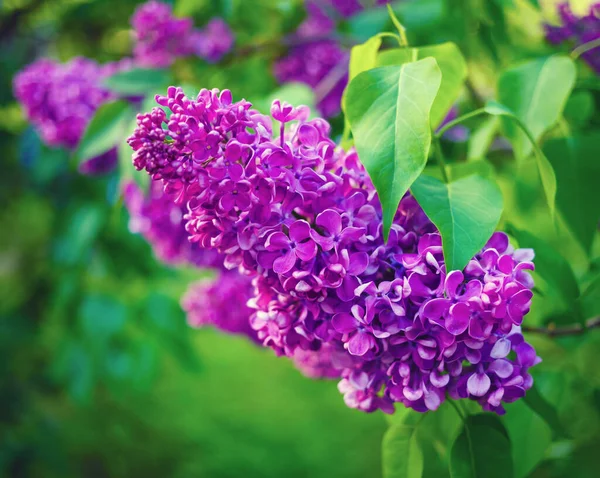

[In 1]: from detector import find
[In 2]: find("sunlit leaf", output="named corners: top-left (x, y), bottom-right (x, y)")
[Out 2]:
top-left (346, 59), bottom-right (442, 241)
top-left (497, 55), bottom-right (576, 159)
top-left (377, 42), bottom-right (467, 127)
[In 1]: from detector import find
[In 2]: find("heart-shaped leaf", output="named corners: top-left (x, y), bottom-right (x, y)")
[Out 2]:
top-left (497, 55), bottom-right (576, 159)
top-left (411, 173), bottom-right (503, 272)
top-left (346, 59), bottom-right (442, 241)
top-left (450, 414), bottom-right (514, 478)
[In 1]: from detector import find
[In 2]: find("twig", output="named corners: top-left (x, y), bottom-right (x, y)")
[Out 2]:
top-left (522, 316), bottom-right (600, 337)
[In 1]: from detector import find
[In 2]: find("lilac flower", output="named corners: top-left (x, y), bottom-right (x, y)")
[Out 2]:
top-left (189, 18), bottom-right (235, 63)
top-left (13, 57), bottom-right (129, 175)
top-left (292, 344), bottom-right (342, 379)
top-left (131, 1), bottom-right (234, 67)
top-left (123, 180), bottom-right (223, 268)
top-left (545, 3), bottom-right (600, 74)
top-left (437, 107), bottom-right (470, 142)
top-left (183, 271), bottom-right (259, 340)
top-left (274, 40), bottom-right (349, 117)
top-left (128, 86), bottom-right (540, 415)
top-left (131, 1), bottom-right (195, 67)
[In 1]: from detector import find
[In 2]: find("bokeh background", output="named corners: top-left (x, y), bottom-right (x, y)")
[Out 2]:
top-left (1, 0), bottom-right (600, 477)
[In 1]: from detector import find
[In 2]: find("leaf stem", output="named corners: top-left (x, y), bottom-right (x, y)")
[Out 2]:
top-left (386, 4), bottom-right (408, 47)
top-left (571, 38), bottom-right (600, 60)
top-left (435, 107), bottom-right (487, 139)
top-left (522, 316), bottom-right (600, 337)
top-left (433, 135), bottom-right (449, 183)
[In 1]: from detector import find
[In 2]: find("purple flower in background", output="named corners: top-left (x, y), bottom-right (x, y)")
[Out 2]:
top-left (545, 3), bottom-right (600, 73)
top-left (123, 180), bottom-right (223, 268)
top-left (274, 40), bottom-right (348, 117)
top-left (292, 344), bottom-right (342, 379)
top-left (182, 271), bottom-right (259, 340)
top-left (131, 0), bottom-right (195, 67)
top-left (131, 1), bottom-right (233, 67)
top-left (189, 18), bottom-right (235, 63)
top-left (128, 86), bottom-right (539, 415)
top-left (13, 57), bottom-right (130, 175)
top-left (437, 107), bottom-right (470, 142)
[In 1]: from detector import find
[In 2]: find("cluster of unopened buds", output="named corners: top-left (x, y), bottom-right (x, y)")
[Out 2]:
top-left (127, 85), bottom-right (540, 415)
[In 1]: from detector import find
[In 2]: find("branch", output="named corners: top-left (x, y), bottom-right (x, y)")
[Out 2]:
top-left (522, 316), bottom-right (600, 337)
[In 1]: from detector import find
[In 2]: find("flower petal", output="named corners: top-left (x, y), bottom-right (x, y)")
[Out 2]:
top-left (467, 372), bottom-right (491, 397)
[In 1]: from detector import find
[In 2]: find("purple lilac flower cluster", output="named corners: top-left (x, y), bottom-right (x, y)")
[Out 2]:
top-left (123, 179), bottom-right (223, 268)
top-left (13, 57), bottom-right (131, 174)
top-left (128, 86), bottom-right (540, 415)
top-left (131, 1), bottom-right (234, 67)
top-left (545, 2), bottom-right (600, 73)
top-left (182, 270), bottom-right (341, 379)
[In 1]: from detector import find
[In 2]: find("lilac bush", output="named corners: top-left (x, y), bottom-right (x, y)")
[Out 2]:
top-left (127, 87), bottom-right (540, 414)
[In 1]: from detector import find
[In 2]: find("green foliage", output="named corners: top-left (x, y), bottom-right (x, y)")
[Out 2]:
top-left (75, 100), bottom-right (133, 163)
top-left (103, 68), bottom-right (173, 96)
top-left (346, 59), bottom-right (442, 240)
top-left (382, 423), bottom-right (424, 478)
top-left (411, 173), bottom-right (503, 271)
top-left (450, 414), bottom-right (514, 478)
top-left (497, 56), bottom-right (576, 159)
top-left (376, 42), bottom-right (468, 128)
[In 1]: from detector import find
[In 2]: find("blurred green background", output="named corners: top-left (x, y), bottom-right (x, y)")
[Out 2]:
top-left (0, 1), bottom-right (388, 477)
top-left (2, 0), bottom-right (600, 477)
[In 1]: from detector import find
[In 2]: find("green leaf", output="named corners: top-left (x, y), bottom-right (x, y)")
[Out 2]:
top-left (503, 400), bottom-right (552, 478)
top-left (377, 42), bottom-right (467, 128)
top-left (75, 100), bottom-right (133, 163)
top-left (578, 273), bottom-right (600, 319)
top-left (118, 115), bottom-right (149, 192)
top-left (346, 59), bottom-right (442, 241)
top-left (497, 55), bottom-right (576, 159)
top-left (564, 91), bottom-right (595, 128)
top-left (484, 101), bottom-right (557, 218)
top-left (450, 414), bottom-right (514, 478)
top-left (467, 116), bottom-right (499, 160)
top-left (544, 134), bottom-right (600, 252)
top-left (508, 226), bottom-right (581, 323)
top-left (341, 35), bottom-right (383, 140)
top-left (103, 68), bottom-right (172, 96)
top-left (411, 173), bottom-right (503, 272)
top-left (523, 384), bottom-right (569, 439)
top-left (382, 424), bottom-right (424, 478)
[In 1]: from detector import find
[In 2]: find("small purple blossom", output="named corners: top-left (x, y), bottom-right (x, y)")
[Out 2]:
top-left (129, 86), bottom-right (540, 415)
